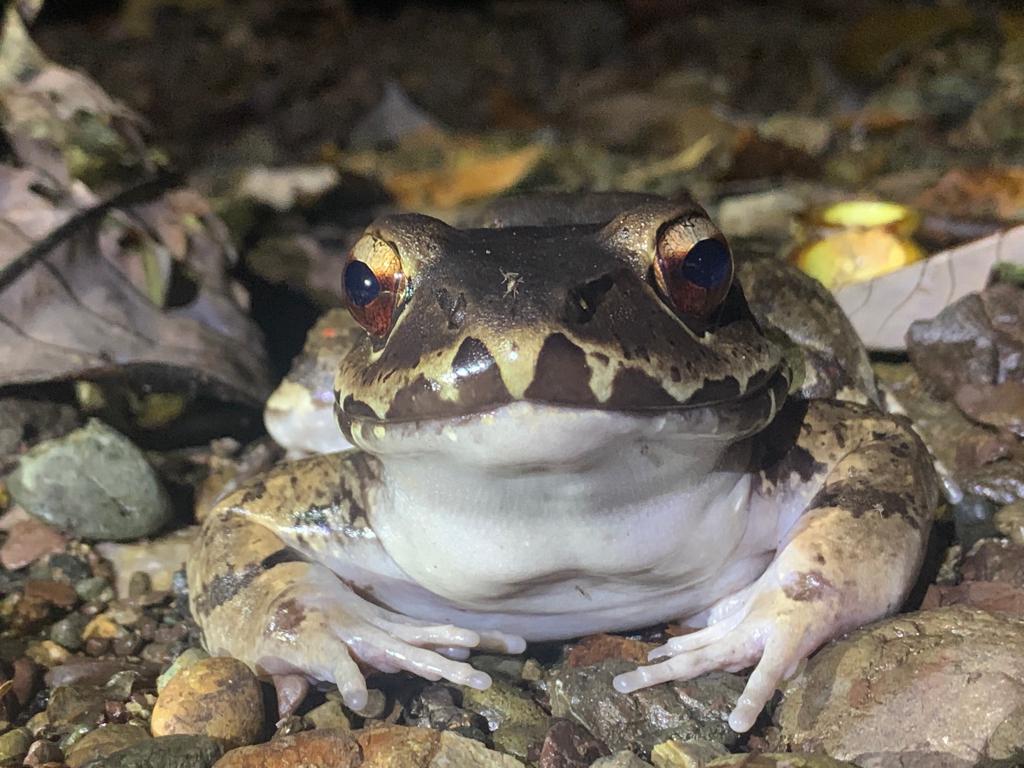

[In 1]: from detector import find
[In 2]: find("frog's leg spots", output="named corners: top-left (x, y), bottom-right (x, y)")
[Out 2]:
top-left (614, 400), bottom-right (938, 732)
top-left (188, 452), bottom-right (525, 710)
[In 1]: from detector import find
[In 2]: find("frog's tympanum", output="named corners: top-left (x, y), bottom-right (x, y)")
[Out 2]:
top-left (188, 193), bottom-right (938, 732)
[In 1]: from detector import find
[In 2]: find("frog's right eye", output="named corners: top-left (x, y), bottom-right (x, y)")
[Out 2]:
top-left (343, 235), bottom-right (406, 337)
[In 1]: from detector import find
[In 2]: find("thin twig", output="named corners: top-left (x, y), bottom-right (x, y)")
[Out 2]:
top-left (0, 169), bottom-right (182, 293)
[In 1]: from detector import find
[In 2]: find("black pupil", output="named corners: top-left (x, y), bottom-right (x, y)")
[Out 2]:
top-left (676, 239), bottom-right (731, 289)
top-left (344, 260), bottom-right (381, 307)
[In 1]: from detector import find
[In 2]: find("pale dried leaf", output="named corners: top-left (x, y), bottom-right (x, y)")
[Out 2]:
top-left (834, 225), bottom-right (1024, 350)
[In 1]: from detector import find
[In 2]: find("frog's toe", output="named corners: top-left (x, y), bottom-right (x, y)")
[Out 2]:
top-left (333, 652), bottom-right (370, 711)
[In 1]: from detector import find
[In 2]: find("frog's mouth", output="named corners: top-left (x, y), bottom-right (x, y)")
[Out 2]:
top-left (341, 362), bottom-right (789, 467)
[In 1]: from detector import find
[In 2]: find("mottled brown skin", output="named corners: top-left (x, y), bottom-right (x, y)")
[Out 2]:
top-left (189, 193), bottom-right (939, 733)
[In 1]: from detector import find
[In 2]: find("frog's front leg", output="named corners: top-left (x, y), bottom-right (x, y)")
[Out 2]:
top-left (187, 452), bottom-right (524, 713)
top-left (613, 400), bottom-right (939, 732)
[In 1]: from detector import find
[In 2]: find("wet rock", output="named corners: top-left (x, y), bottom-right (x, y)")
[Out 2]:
top-left (775, 607), bottom-right (1024, 767)
top-left (51, 613), bottom-right (90, 651)
top-left (46, 684), bottom-right (107, 730)
top-left (0, 727), bottom-right (32, 765)
top-left (45, 659), bottom-right (160, 689)
top-left (0, 516), bottom-right (66, 571)
top-left (995, 501), bottom-right (1024, 545)
top-left (650, 738), bottom-right (727, 767)
top-left (874, 363), bottom-right (1024, 504)
top-left (304, 699), bottom-right (351, 731)
top-left (592, 752), bottom-right (655, 768)
top-left (82, 734), bottom-right (224, 768)
top-left (539, 718), bottom-right (609, 768)
top-left (76, 578), bottom-right (114, 603)
top-left (24, 579), bottom-right (78, 609)
top-left (64, 725), bottom-right (152, 768)
top-left (5, 420), bottom-right (172, 541)
top-left (705, 756), bottom-right (860, 768)
top-left (156, 649), bottom-right (209, 693)
top-left (212, 728), bottom-right (359, 768)
top-left (463, 678), bottom-right (549, 760)
top-left (961, 537), bottom-right (1024, 586)
top-left (11, 657), bottom-right (41, 711)
top-left (24, 738), bottom-right (64, 766)
top-left (354, 724), bottom-right (524, 767)
top-left (922, 580), bottom-right (1024, 615)
top-left (548, 661), bottom-right (742, 755)
top-left (565, 634), bottom-right (656, 668)
top-left (405, 683), bottom-right (488, 739)
top-left (150, 657), bottom-right (264, 748)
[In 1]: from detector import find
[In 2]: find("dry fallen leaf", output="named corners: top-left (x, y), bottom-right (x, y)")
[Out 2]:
top-left (834, 225), bottom-right (1024, 350)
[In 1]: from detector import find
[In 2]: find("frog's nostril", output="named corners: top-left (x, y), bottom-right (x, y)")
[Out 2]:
top-left (565, 274), bottom-right (614, 324)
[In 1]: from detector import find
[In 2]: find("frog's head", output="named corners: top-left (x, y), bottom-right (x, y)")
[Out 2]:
top-left (336, 195), bottom-right (789, 463)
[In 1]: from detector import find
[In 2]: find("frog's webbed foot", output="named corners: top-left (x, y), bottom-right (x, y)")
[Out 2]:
top-left (613, 569), bottom-right (828, 732)
top-left (215, 563), bottom-right (525, 711)
top-left (616, 401), bottom-right (938, 733)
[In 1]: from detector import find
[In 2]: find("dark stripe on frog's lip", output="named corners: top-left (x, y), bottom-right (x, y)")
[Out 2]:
top-left (340, 330), bottom-right (785, 424)
top-left (338, 355), bottom-right (789, 439)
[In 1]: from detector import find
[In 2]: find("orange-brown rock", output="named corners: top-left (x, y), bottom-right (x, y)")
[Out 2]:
top-left (213, 728), bottom-right (360, 768)
top-left (151, 656), bottom-right (264, 748)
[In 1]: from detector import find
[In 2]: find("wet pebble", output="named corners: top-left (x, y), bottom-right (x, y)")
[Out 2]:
top-left (156, 649), bottom-right (208, 693)
top-left (150, 657), bottom-right (264, 748)
top-left (462, 678), bottom-right (549, 760)
top-left (76, 577), bottom-right (114, 604)
top-left (64, 724), bottom-right (151, 768)
top-left (548, 661), bottom-right (740, 755)
top-left (23, 738), bottom-right (63, 766)
top-left (45, 659), bottom-right (160, 689)
top-left (212, 728), bottom-right (360, 768)
top-left (82, 734), bottom-right (224, 768)
top-left (405, 683), bottom-right (488, 740)
top-left (6, 419), bottom-right (172, 541)
top-left (775, 606), bottom-right (1024, 767)
top-left (355, 724), bottom-right (524, 767)
top-left (0, 516), bottom-right (67, 571)
top-left (650, 738), bottom-right (727, 767)
top-left (0, 726), bottom-right (32, 765)
top-left (705, 757), bottom-right (860, 768)
top-left (564, 634), bottom-right (655, 668)
top-left (50, 613), bottom-right (90, 651)
top-left (24, 579), bottom-right (78, 609)
top-left (592, 752), bottom-right (654, 768)
top-left (539, 718), bottom-right (609, 768)
top-left (304, 699), bottom-right (350, 731)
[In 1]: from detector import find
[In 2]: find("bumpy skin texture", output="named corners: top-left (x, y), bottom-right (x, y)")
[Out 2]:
top-left (190, 193), bottom-right (938, 731)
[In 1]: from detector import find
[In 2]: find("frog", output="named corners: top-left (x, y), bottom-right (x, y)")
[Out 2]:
top-left (188, 192), bottom-right (938, 733)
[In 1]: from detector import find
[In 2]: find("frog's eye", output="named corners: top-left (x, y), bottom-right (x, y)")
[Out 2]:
top-left (653, 221), bottom-right (733, 318)
top-left (343, 235), bottom-right (406, 337)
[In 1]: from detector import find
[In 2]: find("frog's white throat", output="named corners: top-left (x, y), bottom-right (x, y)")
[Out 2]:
top-left (347, 403), bottom-right (773, 617)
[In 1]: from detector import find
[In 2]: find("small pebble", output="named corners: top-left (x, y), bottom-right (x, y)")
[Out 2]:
top-left (25, 640), bottom-right (71, 667)
top-left (113, 632), bottom-right (143, 657)
top-left (24, 580), bottom-right (78, 609)
top-left (83, 734), bottom-right (224, 768)
top-left (23, 738), bottom-right (64, 767)
top-left (85, 637), bottom-right (112, 657)
top-left (75, 577), bottom-right (113, 603)
top-left (50, 614), bottom-right (89, 651)
top-left (351, 687), bottom-right (387, 719)
top-left (150, 657), bottom-right (265, 749)
top-left (0, 727), bottom-right (32, 764)
top-left (63, 723), bottom-right (151, 768)
top-left (84, 615), bottom-right (127, 641)
top-left (304, 699), bottom-right (351, 731)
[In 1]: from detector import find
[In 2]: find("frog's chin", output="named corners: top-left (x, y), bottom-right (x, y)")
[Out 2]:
top-left (344, 378), bottom-right (783, 471)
